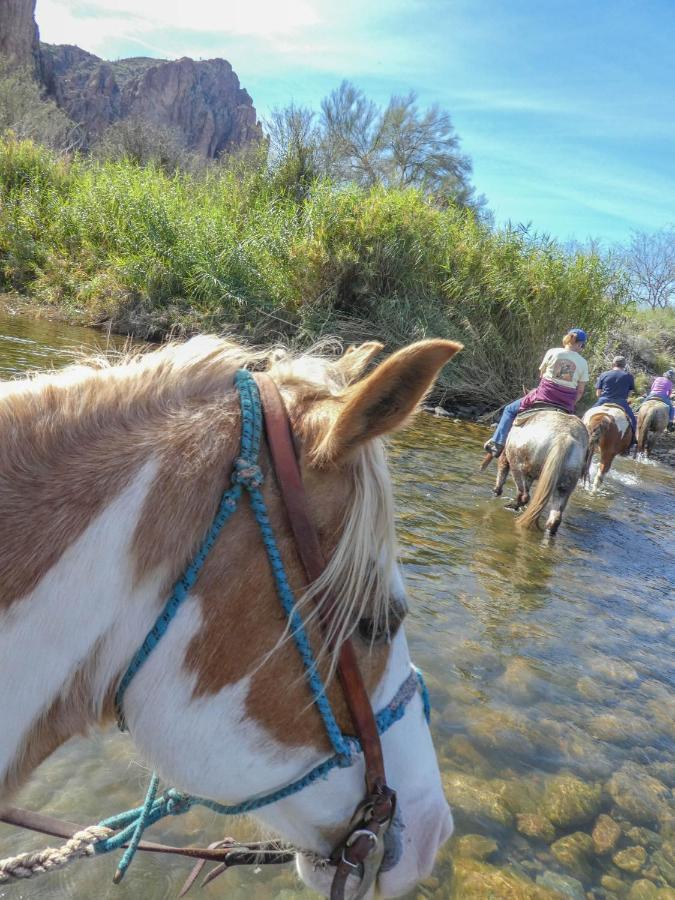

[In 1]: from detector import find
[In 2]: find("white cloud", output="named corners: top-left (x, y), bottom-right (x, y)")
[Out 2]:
top-left (36, 0), bottom-right (321, 54)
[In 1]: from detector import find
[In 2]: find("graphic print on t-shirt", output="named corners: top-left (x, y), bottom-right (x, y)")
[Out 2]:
top-left (551, 359), bottom-right (577, 382)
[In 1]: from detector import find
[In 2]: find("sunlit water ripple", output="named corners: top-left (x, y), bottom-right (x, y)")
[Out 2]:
top-left (0, 311), bottom-right (673, 899)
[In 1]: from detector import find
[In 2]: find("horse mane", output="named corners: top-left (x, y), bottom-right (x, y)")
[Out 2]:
top-left (0, 334), bottom-right (397, 667)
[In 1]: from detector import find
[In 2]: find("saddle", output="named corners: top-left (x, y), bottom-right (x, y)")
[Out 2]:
top-left (514, 402), bottom-right (574, 427)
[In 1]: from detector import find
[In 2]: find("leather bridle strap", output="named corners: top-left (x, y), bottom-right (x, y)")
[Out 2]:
top-left (253, 373), bottom-right (387, 792)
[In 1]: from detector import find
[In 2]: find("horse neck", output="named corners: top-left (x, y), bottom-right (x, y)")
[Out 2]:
top-left (0, 374), bottom-right (235, 802)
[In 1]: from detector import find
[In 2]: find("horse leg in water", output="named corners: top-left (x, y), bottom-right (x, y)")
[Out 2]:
top-left (504, 465), bottom-right (530, 511)
top-left (493, 456), bottom-right (510, 496)
top-left (544, 484), bottom-right (573, 534)
top-left (593, 448), bottom-right (611, 491)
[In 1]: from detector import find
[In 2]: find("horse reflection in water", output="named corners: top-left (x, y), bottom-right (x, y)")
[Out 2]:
top-left (0, 335), bottom-right (461, 898)
top-left (492, 410), bottom-right (589, 535)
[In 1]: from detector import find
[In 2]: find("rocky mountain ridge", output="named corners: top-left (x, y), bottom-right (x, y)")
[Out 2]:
top-left (1, 0), bottom-right (261, 156)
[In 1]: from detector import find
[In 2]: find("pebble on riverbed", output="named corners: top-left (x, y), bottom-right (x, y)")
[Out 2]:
top-left (542, 774), bottom-right (604, 829)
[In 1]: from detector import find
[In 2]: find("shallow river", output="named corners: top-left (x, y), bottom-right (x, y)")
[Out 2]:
top-left (0, 311), bottom-right (673, 900)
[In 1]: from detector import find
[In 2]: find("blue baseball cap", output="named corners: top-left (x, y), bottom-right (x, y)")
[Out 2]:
top-left (567, 328), bottom-right (587, 344)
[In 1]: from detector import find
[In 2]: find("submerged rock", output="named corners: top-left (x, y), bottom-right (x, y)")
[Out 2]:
top-left (613, 846), bottom-right (647, 874)
top-left (536, 870), bottom-right (585, 899)
top-left (627, 881), bottom-right (660, 899)
top-left (607, 763), bottom-right (671, 825)
top-left (542, 774), bottom-right (603, 829)
top-left (593, 814), bottom-right (623, 855)
top-left (601, 872), bottom-right (628, 894)
top-left (588, 712), bottom-right (652, 745)
top-left (497, 658), bottom-right (545, 704)
top-left (550, 832), bottom-right (595, 879)
top-left (442, 771), bottom-right (514, 829)
top-left (517, 813), bottom-right (557, 843)
top-left (587, 657), bottom-right (640, 685)
top-left (453, 833), bottom-right (499, 860)
top-left (450, 857), bottom-right (563, 899)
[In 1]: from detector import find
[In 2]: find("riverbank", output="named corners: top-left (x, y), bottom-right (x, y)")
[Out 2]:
top-left (0, 136), bottom-right (629, 413)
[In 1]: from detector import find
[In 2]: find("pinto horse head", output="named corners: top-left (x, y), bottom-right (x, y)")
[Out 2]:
top-left (0, 335), bottom-right (461, 897)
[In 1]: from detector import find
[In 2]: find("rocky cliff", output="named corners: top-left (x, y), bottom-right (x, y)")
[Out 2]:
top-left (0, 0), bottom-right (41, 75)
top-left (1, 0), bottom-right (261, 156)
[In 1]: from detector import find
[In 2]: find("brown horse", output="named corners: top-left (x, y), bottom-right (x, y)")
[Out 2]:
top-left (636, 399), bottom-right (670, 457)
top-left (582, 404), bottom-right (632, 490)
top-left (492, 410), bottom-right (588, 535)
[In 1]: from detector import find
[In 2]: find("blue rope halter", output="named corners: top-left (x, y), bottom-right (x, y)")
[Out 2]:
top-left (102, 369), bottom-right (430, 882)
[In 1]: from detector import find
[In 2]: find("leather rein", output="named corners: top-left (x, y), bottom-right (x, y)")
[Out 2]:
top-left (0, 372), bottom-right (396, 900)
top-left (254, 373), bottom-right (396, 899)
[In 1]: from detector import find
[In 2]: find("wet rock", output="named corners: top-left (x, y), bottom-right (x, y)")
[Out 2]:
top-left (491, 777), bottom-right (546, 815)
top-left (557, 728), bottom-right (615, 780)
top-left (497, 658), bottom-right (544, 704)
top-left (467, 707), bottom-right (558, 761)
top-left (450, 857), bottom-right (562, 899)
top-left (543, 774), bottom-right (604, 829)
top-left (607, 763), bottom-right (671, 825)
top-left (443, 735), bottom-right (493, 776)
top-left (651, 763), bottom-right (675, 790)
top-left (453, 833), bottom-right (499, 860)
top-left (550, 832), bottom-right (595, 879)
top-left (537, 871), bottom-right (586, 899)
top-left (576, 676), bottom-right (617, 704)
top-left (627, 881), bottom-right (659, 900)
top-left (517, 813), bottom-right (557, 843)
top-left (652, 846), bottom-right (675, 886)
top-left (442, 771), bottom-right (514, 829)
top-left (626, 827), bottom-right (662, 849)
top-left (588, 712), bottom-right (652, 746)
top-left (588, 658), bottom-right (640, 685)
top-left (593, 815), bottom-right (623, 855)
top-left (613, 846), bottom-right (647, 874)
top-left (601, 873), bottom-right (628, 895)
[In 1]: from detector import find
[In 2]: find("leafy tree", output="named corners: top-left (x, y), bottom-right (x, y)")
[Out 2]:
top-left (266, 81), bottom-right (484, 212)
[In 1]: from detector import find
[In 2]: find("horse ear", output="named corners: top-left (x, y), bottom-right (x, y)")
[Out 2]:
top-left (336, 341), bottom-right (384, 384)
top-left (315, 339), bottom-right (462, 465)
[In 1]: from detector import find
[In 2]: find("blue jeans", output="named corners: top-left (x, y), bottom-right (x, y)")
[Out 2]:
top-left (645, 393), bottom-right (674, 423)
top-left (592, 397), bottom-right (637, 439)
top-left (491, 398), bottom-right (523, 446)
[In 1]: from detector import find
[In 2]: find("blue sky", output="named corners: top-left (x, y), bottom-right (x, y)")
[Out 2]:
top-left (36, 0), bottom-right (675, 244)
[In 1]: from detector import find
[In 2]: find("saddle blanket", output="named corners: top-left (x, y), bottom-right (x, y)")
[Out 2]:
top-left (514, 404), bottom-right (574, 427)
top-left (582, 404), bottom-right (630, 436)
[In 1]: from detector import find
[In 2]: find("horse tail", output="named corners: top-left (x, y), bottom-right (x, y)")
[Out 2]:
top-left (518, 434), bottom-right (575, 530)
top-left (636, 407), bottom-right (652, 452)
top-left (584, 416), bottom-right (610, 481)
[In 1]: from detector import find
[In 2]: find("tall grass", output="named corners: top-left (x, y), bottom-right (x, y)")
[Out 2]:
top-left (0, 137), bottom-right (631, 409)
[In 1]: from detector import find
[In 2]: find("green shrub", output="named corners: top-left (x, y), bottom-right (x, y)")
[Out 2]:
top-left (0, 136), bottom-right (632, 409)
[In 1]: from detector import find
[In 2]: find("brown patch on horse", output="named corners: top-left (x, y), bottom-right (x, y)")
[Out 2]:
top-left (0, 381), bottom-right (149, 611)
top-left (181, 441), bottom-right (390, 752)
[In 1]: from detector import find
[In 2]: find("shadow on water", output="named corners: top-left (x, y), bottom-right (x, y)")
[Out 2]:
top-left (0, 318), bottom-right (674, 899)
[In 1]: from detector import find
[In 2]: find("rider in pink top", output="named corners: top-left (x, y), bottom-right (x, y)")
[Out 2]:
top-left (646, 370), bottom-right (675, 424)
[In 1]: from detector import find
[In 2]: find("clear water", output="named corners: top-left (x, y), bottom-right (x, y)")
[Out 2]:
top-left (0, 311), bottom-right (673, 899)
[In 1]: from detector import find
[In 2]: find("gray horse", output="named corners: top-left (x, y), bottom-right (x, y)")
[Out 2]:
top-left (636, 399), bottom-right (670, 457)
top-left (492, 410), bottom-right (589, 534)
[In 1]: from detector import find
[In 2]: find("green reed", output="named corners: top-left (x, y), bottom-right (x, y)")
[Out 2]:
top-left (0, 136), bottom-right (631, 409)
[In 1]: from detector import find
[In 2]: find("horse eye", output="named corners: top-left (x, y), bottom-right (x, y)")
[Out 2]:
top-left (358, 616), bottom-right (389, 645)
top-left (357, 596), bottom-right (408, 646)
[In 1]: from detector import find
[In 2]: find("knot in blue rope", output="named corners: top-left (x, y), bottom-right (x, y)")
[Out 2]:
top-left (232, 456), bottom-right (264, 489)
top-left (166, 790), bottom-right (193, 815)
